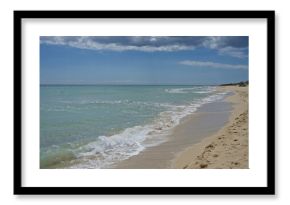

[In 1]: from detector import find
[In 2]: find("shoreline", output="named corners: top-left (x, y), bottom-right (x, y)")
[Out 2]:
top-left (172, 85), bottom-right (248, 169)
top-left (115, 87), bottom-right (237, 169)
top-left (42, 85), bottom-right (240, 169)
top-left (44, 85), bottom-right (248, 169)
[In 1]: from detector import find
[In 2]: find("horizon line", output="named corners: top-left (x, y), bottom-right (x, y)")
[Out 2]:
top-left (40, 83), bottom-right (220, 86)
top-left (40, 82), bottom-right (247, 86)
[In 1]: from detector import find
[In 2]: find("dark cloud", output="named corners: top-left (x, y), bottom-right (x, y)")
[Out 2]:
top-left (40, 36), bottom-right (248, 57)
top-left (204, 36), bottom-right (248, 48)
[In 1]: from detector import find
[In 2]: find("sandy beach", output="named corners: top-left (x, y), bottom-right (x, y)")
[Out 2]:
top-left (115, 85), bottom-right (248, 169)
top-left (173, 85), bottom-right (248, 169)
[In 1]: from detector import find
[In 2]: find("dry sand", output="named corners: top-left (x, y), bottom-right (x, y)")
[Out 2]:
top-left (115, 85), bottom-right (248, 169)
top-left (172, 85), bottom-right (248, 169)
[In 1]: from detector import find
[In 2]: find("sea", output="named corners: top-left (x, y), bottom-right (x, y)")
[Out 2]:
top-left (40, 85), bottom-right (229, 169)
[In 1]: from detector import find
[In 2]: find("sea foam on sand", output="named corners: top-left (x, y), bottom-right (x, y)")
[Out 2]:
top-left (70, 88), bottom-right (230, 169)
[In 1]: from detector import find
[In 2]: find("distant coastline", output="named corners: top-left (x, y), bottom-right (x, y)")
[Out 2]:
top-left (220, 81), bottom-right (249, 87)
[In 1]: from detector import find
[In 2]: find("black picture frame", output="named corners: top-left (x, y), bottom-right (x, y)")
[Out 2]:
top-left (14, 10), bottom-right (275, 195)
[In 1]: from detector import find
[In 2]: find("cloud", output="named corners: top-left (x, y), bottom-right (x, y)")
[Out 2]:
top-left (202, 36), bottom-right (248, 58)
top-left (202, 37), bottom-right (223, 49)
top-left (218, 47), bottom-right (248, 58)
top-left (179, 60), bottom-right (248, 70)
top-left (40, 36), bottom-right (248, 57)
top-left (202, 36), bottom-right (248, 49)
top-left (40, 36), bottom-right (195, 52)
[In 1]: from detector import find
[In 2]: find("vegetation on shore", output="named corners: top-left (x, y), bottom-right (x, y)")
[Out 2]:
top-left (220, 81), bottom-right (248, 87)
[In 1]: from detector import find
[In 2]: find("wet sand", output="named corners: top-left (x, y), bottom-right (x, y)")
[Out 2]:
top-left (115, 87), bottom-right (239, 169)
top-left (173, 86), bottom-right (248, 169)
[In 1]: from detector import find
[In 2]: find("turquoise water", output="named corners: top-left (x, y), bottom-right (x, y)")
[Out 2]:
top-left (40, 85), bottom-right (228, 168)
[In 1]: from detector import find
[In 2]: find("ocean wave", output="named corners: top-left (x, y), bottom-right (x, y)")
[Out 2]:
top-left (67, 90), bottom-right (230, 169)
top-left (71, 126), bottom-right (150, 168)
top-left (165, 86), bottom-right (216, 94)
top-left (60, 99), bottom-right (174, 108)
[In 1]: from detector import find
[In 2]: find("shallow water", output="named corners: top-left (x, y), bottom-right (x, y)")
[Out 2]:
top-left (40, 85), bottom-right (229, 168)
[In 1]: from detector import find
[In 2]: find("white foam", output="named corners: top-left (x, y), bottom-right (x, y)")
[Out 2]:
top-left (165, 86), bottom-right (216, 94)
top-left (61, 99), bottom-right (174, 109)
top-left (195, 91), bottom-right (212, 94)
top-left (71, 125), bottom-right (153, 168)
top-left (69, 89), bottom-right (230, 169)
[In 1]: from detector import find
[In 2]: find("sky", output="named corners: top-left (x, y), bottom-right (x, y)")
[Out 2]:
top-left (40, 36), bottom-right (248, 85)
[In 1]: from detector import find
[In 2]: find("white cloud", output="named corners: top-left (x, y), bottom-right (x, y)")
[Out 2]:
top-left (40, 36), bottom-right (248, 58)
top-left (179, 60), bottom-right (248, 70)
top-left (218, 47), bottom-right (248, 58)
top-left (202, 36), bottom-right (223, 49)
top-left (202, 37), bottom-right (248, 58)
top-left (40, 36), bottom-right (194, 52)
